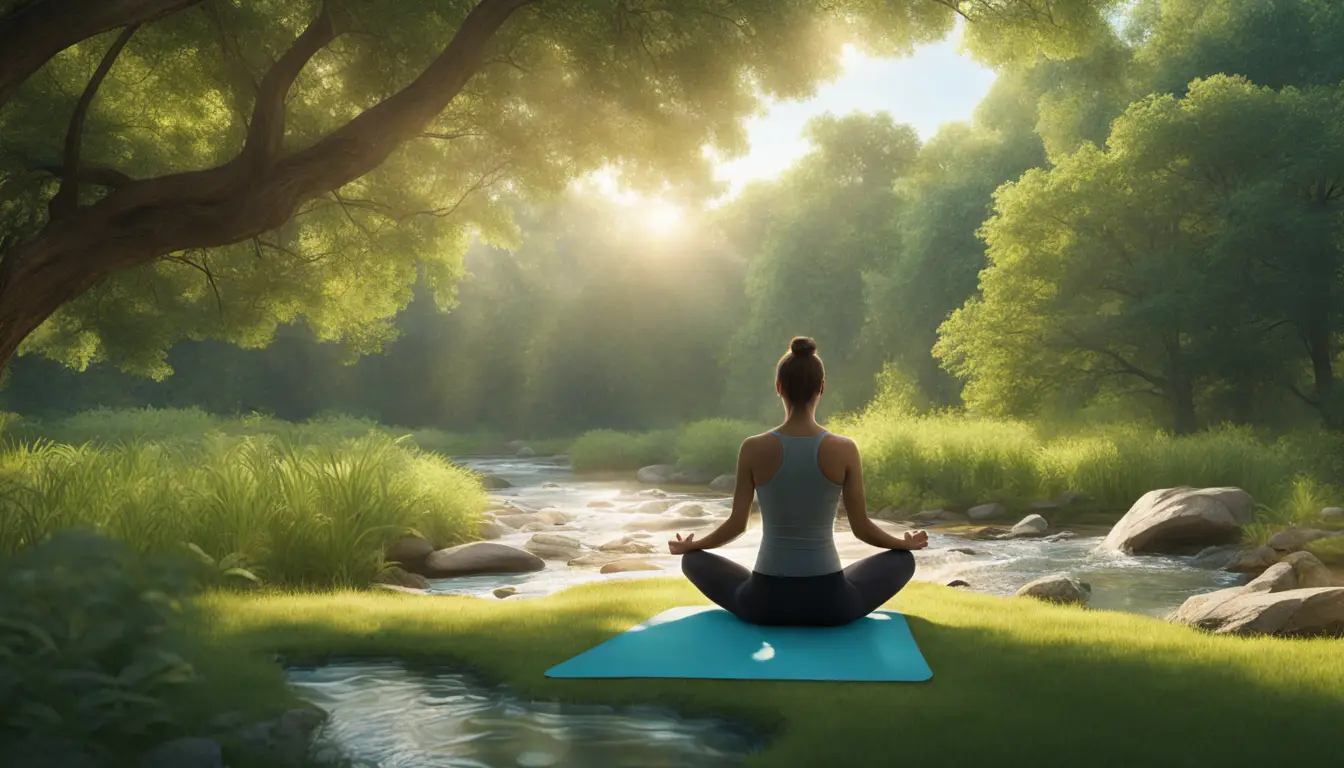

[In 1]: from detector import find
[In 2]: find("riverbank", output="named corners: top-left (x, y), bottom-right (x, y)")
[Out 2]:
top-left (206, 579), bottom-right (1344, 767)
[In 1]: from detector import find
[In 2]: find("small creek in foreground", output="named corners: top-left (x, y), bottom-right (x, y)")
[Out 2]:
top-left (288, 455), bottom-right (1244, 766)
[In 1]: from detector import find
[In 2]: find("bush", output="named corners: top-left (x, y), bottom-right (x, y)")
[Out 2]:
top-left (674, 419), bottom-right (765, 475)
top-left (570, 429), bottom-right (677, 472)
top-left (1305, 537), bottom-right (1344, 566)
top-left (0, 433), bottom-right (486, 589)
top-left (0, 531), bottom-right (202, 762)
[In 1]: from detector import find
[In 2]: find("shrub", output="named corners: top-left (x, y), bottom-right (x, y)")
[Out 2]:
top-left (570, 429), bottom-right (677, 472)
top-left (674, 419), bottom-right (766, 475)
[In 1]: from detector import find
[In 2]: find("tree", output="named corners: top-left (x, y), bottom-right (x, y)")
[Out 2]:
top-left (936, 75), bottom-right (1344, 433)
top-left (0, 0), bottom-right (1116, 381)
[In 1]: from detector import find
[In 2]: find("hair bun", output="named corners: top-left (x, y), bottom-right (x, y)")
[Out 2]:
top-left (790, 336), bottom-right (817, 357)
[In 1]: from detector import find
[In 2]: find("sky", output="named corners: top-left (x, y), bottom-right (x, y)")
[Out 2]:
top-left (712, 40), bottom-right (998, 196)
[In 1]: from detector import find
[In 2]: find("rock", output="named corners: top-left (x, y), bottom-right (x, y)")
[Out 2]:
top-left (541, 482), bottom-right (561, 489)
top-left (636, 489), bottom-right (670, 498)
top-left (236, 709), bottom-right (327, 768)
top-left (1101, 487), bottom-right (1256, 555)
top-left (967, 503), bottom-right (1007, 521)
top-left (709, 474), bottom-right (736, 492)
top-left (872, 507), bottom-right (902, 522)
top-left (205, 711), bottom-right (247, 734)
top-left (968, 526), bottom-right (1011, 540)
top-left (946, 548), bottom-right (982, 556)
top-left (480, 474), bottom-right (512, 490)
top-left (1009, 514), bottom-right (1049, 538)
top-left (587, 500), bottom-right (615, 508)
top-left (520, 523), bottom-right (551, 532)
top-left (946, 579), bottom-right (971, 588)
top-left (601, 559), bottom-right (663, 574)
top-left (495, 510), bottom-right (570, 528)
top-left (516, 446), bottom-right (536, 458)
top-left (1267, 527), bottom-right (1343, 553)
top-left (143, 738), bottom-right (224, 768)
top-left (637, 464), bottom-right (679, 484)
top-left (1281, 551), bottom-right (1342, 588)
top-left (505, 440), bottom-right (528, 453)
top-left (668, 502), bottom-right (709, 518)
top-left (631, 499), bottom-right (674, 515)
top-left (1015, 574), bottom-right (1091, 605)
top-left (493, 586), bottom-right (518, 599)
top-left (524, 533), bottom-right (583, 560)
top-left (1224, 545), bottom-right (1279, 574)
top-left (1041, 531), bottom-right (1077, 543)
top-left (1057, 490), bottom-right (1089, 505)
top-left (385, 535), bottom-right (434, 568)
top-left (1171, 586), bottom-right (1344, 637)
top-left (567, 552), bottom-right (625, 567)
top-left (477, 520), bottom-right (513, 540)
top-left (422, 542), bottom-right (545, 577)
top-left (1248, 562), bottom-right (1299, 592)
top-left (622, 514), bottom-right (717, 532)
top-left (1323, 506), bottom-right (1344, 518)
top-left (598, 536), bottom-right (657, 555)
top-left (912, 509), bottom-right (961, 524)
top-left (372, 584), bottom-right (427, 595)
top-left (1190, 545), bottom-right (1240, 570)
top-left (372, 567), bottom-right (431, 590)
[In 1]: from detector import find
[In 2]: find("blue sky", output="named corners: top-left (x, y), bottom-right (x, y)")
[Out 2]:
top-left (712, 39), bottom-right (997, 195)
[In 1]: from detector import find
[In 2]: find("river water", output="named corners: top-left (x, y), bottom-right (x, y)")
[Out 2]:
top-left (448, 456), bottom-right (1242, 618)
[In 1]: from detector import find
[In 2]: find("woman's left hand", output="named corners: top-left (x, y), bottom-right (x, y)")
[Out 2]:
top-left (668, 533), bottom-right (699, 555)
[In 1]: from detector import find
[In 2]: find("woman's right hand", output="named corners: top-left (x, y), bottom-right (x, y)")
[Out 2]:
top-left (892, 530), bottom-right (929, 550)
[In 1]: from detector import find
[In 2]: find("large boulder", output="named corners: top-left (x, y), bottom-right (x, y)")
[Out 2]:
top-left (967, 503), bottom-right (1007, 521)
top-left (601, 558), bottom-right (663, 574)
top-left (1009, 514), bottom-right (1049, 538)
top-left (1267, 528), bottom-right (1343, 554)
top-left (1224, 545), bottom-right (1279, 574)
top-left (422, 542), bottom-right (545, 577)
top-left (1101, 487), bottom-right (1256, 555)
top-left (1280, 551), bottom-right (1342, 588)
top-left (709, 474), bottom-right (736, 493)
top-left (524, 533), bottom-right (583, 560)
top-left (1171, 584), bottom-right (1344, 638)
top-left (385, 536), bottom-right (434, 569)
top-left (372, 567), bottom-right (430, 590)
top-left (1190, 545), bottom-right (1240, 570)
top-left (1015, 574), bottom-right (1091, 605)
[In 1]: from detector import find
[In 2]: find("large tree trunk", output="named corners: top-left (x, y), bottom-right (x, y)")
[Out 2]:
top-left (1170, 375), bottom-right (1197, 436)
top-left (1305, 310), bottom-right (1339, 430)
top-left (0, 0), bottom-right (535, 375)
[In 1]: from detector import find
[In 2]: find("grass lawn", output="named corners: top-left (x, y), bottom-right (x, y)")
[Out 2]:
top-left (203, 580), bottom-right (1344, 768)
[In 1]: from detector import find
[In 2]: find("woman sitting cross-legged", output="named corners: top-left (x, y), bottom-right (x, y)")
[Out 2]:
top-left (669, 336), bottom-right (927, 627)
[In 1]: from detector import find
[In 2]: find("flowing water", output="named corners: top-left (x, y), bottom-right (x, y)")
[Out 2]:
top-left (289, 454), bottom-right (1243, 767)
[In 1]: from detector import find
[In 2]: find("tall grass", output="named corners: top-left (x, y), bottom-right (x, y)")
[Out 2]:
top-left (570, 420), bottom-right (766, 475)
top-left (0, 433), bottom-right (485, 589)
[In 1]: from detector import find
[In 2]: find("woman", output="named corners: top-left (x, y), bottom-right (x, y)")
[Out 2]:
top-left (670, 336), bottom-right (927, 627)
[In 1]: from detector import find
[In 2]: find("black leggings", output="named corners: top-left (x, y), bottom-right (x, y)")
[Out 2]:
top-left (681, 549), bottom-right (916, 627)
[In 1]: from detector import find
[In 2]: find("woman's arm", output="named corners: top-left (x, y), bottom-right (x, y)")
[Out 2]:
top-left (672, 439), bottom-right (753, 553)
top-left (840, 439), bottom-right (928, 551)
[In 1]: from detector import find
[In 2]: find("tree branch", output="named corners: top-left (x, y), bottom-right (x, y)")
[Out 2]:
top-left (50, 22), bottom-right (139, 218)
top-left (35, 165), bottom-right (134, 188)
top-left (0, 0), bottom-right (198, 112)
top-left (242, 0), bottom-right (343, 174)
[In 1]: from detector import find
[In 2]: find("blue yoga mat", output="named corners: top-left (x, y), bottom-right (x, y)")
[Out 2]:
top-left (545, 606), bottom-right (931, 682)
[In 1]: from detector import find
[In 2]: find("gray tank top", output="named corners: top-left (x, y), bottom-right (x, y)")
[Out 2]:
top-left (753, 431), bottom-right (843, 577)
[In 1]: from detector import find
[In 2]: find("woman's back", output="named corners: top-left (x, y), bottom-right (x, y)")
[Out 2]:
top-left (752, 431), bottom-right (843, 577)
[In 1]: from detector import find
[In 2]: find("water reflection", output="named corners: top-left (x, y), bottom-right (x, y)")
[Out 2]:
top-left (287, 660), bottom-right (760, 767)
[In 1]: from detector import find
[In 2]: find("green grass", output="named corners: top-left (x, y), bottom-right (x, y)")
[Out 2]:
top-left (1306, 537), bottom-right (1344, 567)
top-left (571, 420), bottom-right (765, 475)
top-left (0, 433), bottom-right (486, 588)
top-left (203, 580), bottom-right (1344, 767)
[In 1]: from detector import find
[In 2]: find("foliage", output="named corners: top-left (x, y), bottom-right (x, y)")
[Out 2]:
top-left (0, 531), bottom-right (200, 761)
top-left (569, 429), bottom-right (678, 474)
top-left (0, 429), bottom-right (486, 589)
top-left (673, 419), bottom-right (765, 475)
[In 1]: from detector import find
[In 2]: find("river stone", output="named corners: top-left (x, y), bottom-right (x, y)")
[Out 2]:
top-left (372, 567), bottom-right (430, 590)
top-left (524, 533), bottom-right (583, 560)
top-left (631, 499), bottom-right (674, 515)
top-left (1281, 551), bottom-right (1342, 588)
top-left (709, 474), bottom-right (736, 492)
top-left (1224, 545), bottom-right (1279, 574)
top-left (495, 510), bottom-right (570, 528)
top-left (598, 536), bottom-right (657, 555)
top-left (587, 500), bottom-right (615, 508)
top-left (520, 523), bottom-right (552, 532)
top-left (480, 474), bottom-right (512, 490)
top-left (372, 584), bottom-right (427, 595)
top-left (946, 579), bottom-right (971, 588)
top-left (541, 482), bottom-right (561, 489)
top-left (968, 526), bottom-right (1011, 540)
top-left (1171, 586), bottom-right (1344, 637)
top-left (1015, 574), bottom-right (1091, 605)
top-left (1190, 545), bottom-right (1240, 570)
top-left (968, 503), bottom-right (1007, 521)
top-left (601, 559), bottom-right (663, 574)
top-left (872, 507), bottom-right (903, 522)
top-left (493, 586), bottom-right (518, 599)
top-left (1041, 531), bottom-right (1078, 543)
top-left (1248, 562), bottom-right (1299, 593)
top-left (385, 536), bottom-right (434, 569)
top-left (1323, 507), bottom-right (1344, 518)
top-left (422, 542), bottom-right (545, 577)
top-left (235, 708), bottom-right (327, 768)
top-left (567, 552), bottom-right (625, 567)
top-left (622, 514), bottom-right (717, 532)
top-left (144, 738), bottom-right (224, 768)
top-left (668, 502), bottom-right (709, 518)
top-left (1267, 527), bottom-right (1343, 553)
top-left (637, 464), bottom-right (679, 484)
top-left (478, 520), bottom-right (513, 540)
top-left (516, 446), bottom-right (536, 458)
top-left (1101, 487), bottom-right (1256, 555)
top-left (946, 547), bottom-right (982, 556)
top-left (912, 509), bottom-right (961, 524)
top-left (1010, 514), bottom-right (1049, 538)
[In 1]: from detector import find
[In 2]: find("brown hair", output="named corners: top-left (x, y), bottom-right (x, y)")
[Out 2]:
top-left (777, 336), bottom-right (824, 407)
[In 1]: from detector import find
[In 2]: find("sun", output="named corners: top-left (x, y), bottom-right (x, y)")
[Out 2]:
top-left (642, 200), bottom-right (685, 237)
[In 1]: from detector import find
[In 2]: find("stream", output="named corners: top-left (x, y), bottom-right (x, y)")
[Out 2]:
top-left (290, 454), bottom-right (1243, 767)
